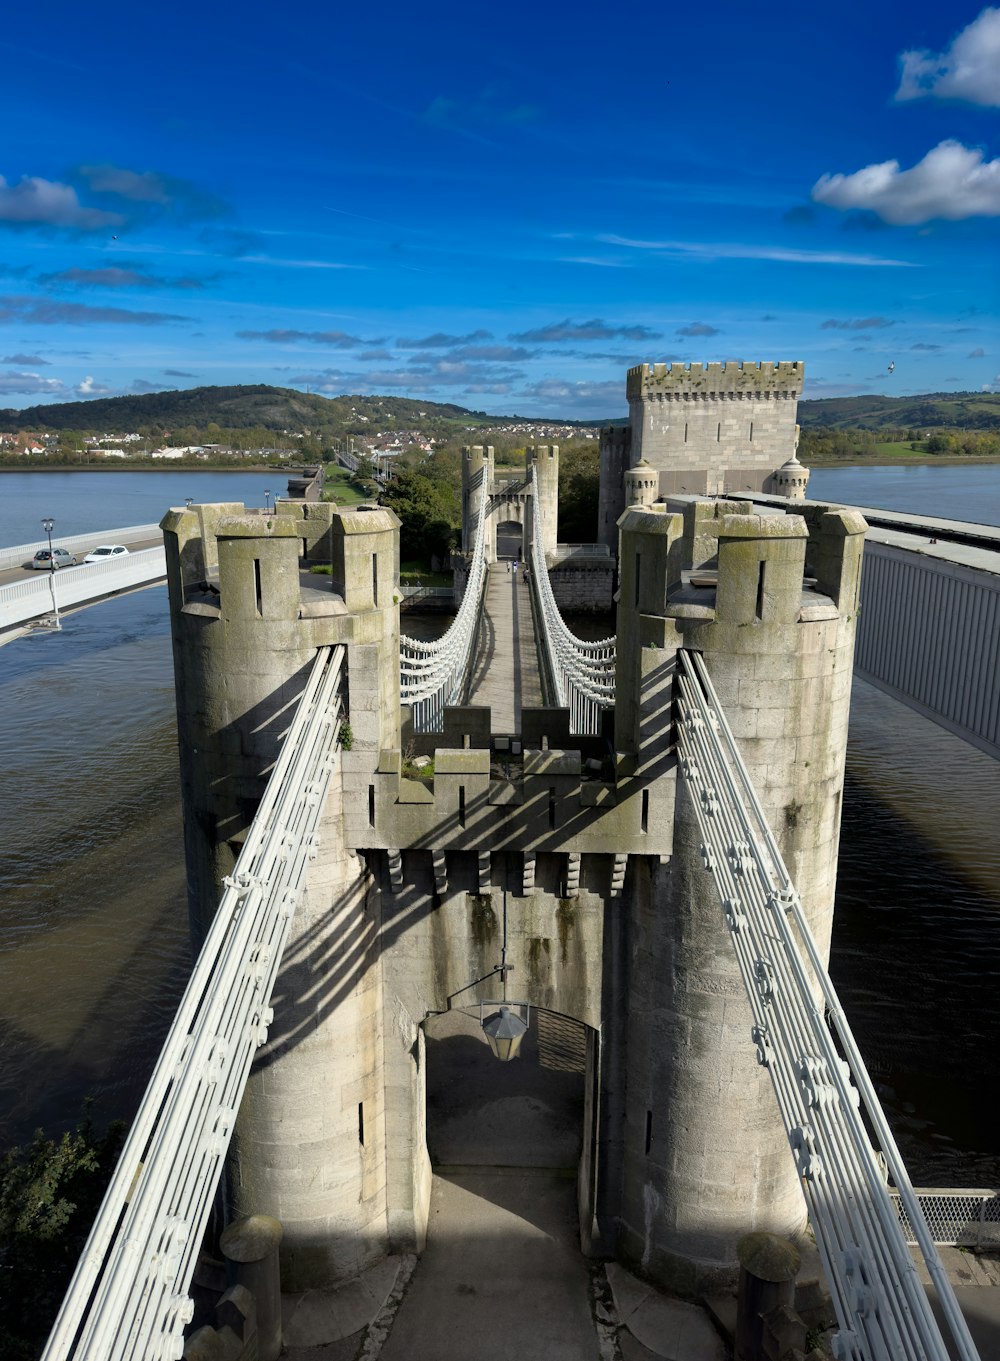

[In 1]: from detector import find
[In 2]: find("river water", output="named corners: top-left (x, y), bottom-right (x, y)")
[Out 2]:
top-left (0, 467), bottom-right (997, 1191)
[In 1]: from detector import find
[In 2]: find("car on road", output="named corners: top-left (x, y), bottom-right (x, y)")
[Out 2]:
top-left (30, 547), bottom-right (77, 569)
top-left (83, 544), bottom-right (130, 564)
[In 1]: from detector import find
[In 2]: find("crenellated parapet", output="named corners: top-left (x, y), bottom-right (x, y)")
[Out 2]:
top-left (626, 360), bottom-right (804, 400)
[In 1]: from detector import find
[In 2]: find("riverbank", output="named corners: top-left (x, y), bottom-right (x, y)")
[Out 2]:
top-left (0, 463), bottom-right (296, 475)
top-left (808, 454), bottom-right (1000, 469)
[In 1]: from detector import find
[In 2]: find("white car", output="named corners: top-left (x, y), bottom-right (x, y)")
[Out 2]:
top-left (84, 544), bottom-right (130, 564)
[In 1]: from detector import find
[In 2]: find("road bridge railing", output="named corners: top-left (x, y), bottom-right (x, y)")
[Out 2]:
top-left (526, 469), bottom-right (615, 735)
top-left (0, 523), bottom-right (162, 572)
top-left (0, 547), bottom-right (168, 633)
top-left (675, 647), bottom-right (980, 1361)
top-left (42, 644), bottom-right (347, 1361)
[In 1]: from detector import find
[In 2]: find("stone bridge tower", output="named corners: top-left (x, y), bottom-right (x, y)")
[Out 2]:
top-left (162, 484), bottom-right (865, 1300)
top-left (598, 361), bottom-right (806, 548)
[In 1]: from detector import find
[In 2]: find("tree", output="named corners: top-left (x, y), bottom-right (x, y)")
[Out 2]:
top-left (0, 1110), bottom-right (125, 1360)
top-left (557, 442), bottom-right (601, 542)
top-left (382, 466), bottom-right (460, 563)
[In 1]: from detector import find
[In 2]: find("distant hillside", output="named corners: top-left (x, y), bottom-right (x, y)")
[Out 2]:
top-left (3, 382), bottom-right (998, 438)
top-left (798, 391), bottom-right (1000, 431)
top-left (0, 385), bottom-right (507, 437)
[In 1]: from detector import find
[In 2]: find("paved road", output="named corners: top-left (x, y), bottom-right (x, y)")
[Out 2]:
top-left (0, 535), bottom-right (162, 586)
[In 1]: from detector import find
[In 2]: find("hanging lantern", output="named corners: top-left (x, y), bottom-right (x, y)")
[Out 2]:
top-left (480, 1003), bottom-right (530, 1062)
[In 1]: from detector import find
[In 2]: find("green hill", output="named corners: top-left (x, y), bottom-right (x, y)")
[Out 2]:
top-left (797, 391), bottom-right (1000, 431)
top-left (3, 382), bottom-right (998, 439)
top-left (0, 385), bottom-right (502, 439)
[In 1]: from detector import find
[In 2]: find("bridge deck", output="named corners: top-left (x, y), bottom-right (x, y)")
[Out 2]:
top-left (464, 563), bottom-right (542, 732)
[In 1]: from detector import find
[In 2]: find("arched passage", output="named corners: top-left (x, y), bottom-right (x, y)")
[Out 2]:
top-left (423, 1006), bottom-right (587, 1171)
top-left (494, 518), bottom-right (524, 564)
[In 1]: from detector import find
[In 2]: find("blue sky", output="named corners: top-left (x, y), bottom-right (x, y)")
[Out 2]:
top-left (1, 1), bottom-right (998, 419)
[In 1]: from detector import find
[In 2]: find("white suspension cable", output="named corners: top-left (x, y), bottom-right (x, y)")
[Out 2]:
top-left (527, 468), bottom-right (615, 734)
top-left (42, 645), bottom-right (347, 1361)
top-left (399, 482), bottom-right (490, 731)
top-left (674, 648), bottom-right (980, 1361)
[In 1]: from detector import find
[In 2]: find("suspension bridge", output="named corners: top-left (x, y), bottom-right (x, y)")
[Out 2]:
top-left (38, 466), bottom-right (990, 1361)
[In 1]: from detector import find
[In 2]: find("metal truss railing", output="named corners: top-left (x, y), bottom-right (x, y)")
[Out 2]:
top-left (399, 483), bottom-right (489, 732)
top-left (674, 647), bottom-right (980, 1361)
top-left (892, 1190), bottom-right (1000, 1250)
top-left (42, 644), bottom-right (347, 1361)
top-left (527, 468), bottom-right (615, 735)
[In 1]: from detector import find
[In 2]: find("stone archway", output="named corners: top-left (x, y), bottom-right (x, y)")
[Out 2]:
top-left (423, 1006), bottom-right (587, 1170)
top-left (494, 518), bottom-right (524, 564)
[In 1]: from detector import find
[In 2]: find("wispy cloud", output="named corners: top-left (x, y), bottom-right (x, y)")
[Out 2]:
top-left (0, 295), bottom-right (188, 325)
top-left (676, 322), bottom-right (719, 337)
top-left (397, 330), bottom-right (493, 348)
top-left (2, 351), bottom-right (49, 364)
top-left (968, 347), bottom-right (987, 358)
top-left (519, 377), bottom-right (625, 413)
top-left (239, 254), bottom-right (364, 270)
top-left (0, 369), bottom-right (67, 395)
top-left (509, 318), bottom-right (661, 343)
top-left (77, 163), bottom-right (230, 222)
top-left (813, 141), bottom-right (1000, 225)
top-left (896, 9), bottom-right (1000, 107)
top-left (40, 265), bottom-right (220, 290)
top-left (600, 233), bottom-right (916, 267)
top-left (911, 342), bottom-right (941, 351)
top-left (164, 368), bottom-right (197, 377)
top-left (237, 328), bottom-right (384, 346)
top-left (820, 317), bottom-right (895, 330)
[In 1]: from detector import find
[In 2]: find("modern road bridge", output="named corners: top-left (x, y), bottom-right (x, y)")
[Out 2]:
top-left (40, 475), bottom-right (987, 1361)
top-left (0, 523), bottom-right (166, 639)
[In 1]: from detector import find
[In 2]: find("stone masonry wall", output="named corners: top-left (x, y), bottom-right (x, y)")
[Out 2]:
top-left (626, 361), bottom-right (804, 497)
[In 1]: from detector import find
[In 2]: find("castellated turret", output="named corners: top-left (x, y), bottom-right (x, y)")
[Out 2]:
top-left (598, 362), bottom-right (806, 531)
top-left (614, 495), bottom-right (866, 1293)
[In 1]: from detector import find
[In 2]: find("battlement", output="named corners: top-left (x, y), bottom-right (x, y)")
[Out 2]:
top-left (626, 360), bottom-right (804, 400)
top-left (599, 424), bottom-right (631, 454)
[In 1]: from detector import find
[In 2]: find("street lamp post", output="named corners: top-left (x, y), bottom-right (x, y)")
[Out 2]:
top-left (40, 516), bottom-right (61, 630)
top-left (264, 488), bottom-right (272, 513)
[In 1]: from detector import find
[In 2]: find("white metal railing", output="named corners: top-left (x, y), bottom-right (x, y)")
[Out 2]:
top-left (0, 547), bottom-right (167, 632)
top-left (0, 523), bottom-right (161, 572)
top-left (674, 647), bottom-right (980, 1361)
top-left (41, 645), bottom-right (346, 1361)
top-left (399, 486), bottom-right (489, 731)
top-left (527, 469), bottom-right (615, 734)
top-left (546, 542), bottom-right (611, 564)
top-left (891, 1190), bottom-right (1000, 1249)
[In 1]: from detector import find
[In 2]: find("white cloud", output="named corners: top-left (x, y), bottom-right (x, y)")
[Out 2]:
top-left (812, 140), bottom-right (1000, 225)
top-left (0, 174), bottom-right (122, 230)
top-left (76, 375), bottom-right (112, 396)
top-left (896, 8), bottom-right (1000, 106)
top-left (0, 370), bottom-right (67, 395)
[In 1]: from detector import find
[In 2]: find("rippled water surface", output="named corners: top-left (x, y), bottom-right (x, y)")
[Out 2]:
top-left (0, 587), bottom-right (190, 1146)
